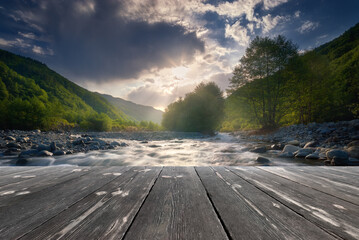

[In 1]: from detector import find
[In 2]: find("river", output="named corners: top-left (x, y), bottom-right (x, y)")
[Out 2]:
top-left (1, 133), bottom-right (322, 166)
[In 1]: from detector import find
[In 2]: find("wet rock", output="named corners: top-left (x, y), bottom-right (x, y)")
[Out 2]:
top-left (17, 137), bottom-right (30, 143)
top-left (304, 141), bottom-right (318, 148)
top-left (287, 140), bottom-right (300, 146)
top-left (6, 142), bottom-right (21, 149)
top-left (5, 136), bottom-right (16, 141)
top-left (4, 149), bottom-right (21, 155)
top-left (270, 143), bottom-right (284, 150)
top-left (50, 142), bottom-right (57, 152)
top-left (120, 142), bottom-right (128, 147)
top-left (250, 146), bottom-right (267, 153)
top-left (278, 152), bottom-right (294, 158)
top-left (73, 139), bottom-right (85, 145)
top-left (37, 150), bottom-right (53, 157)
top-left (66, 150), bottom-right (73, 155)
top-left (53, 150), bottom-right (66, 156)
top-left (110, 141), bottom-right (120, 146)
top-left (326, 149), bottom-right (349, 166)
top-left (347, 140), bottom-right (359, 147)
top-left (37, 144), bottom-right (51, 151)
top-left (34, 129), bottom-right (41, 133)
top-left (282, 145), bottom-right (300, 154)
top-left (347, 146), bottom-right (359, 159)
top-left (19, 149), bottom-right (39, 158)
top-left (256, 156), bottom-right (270, 164)
top-left (140, 141), bottom-right (148, 144)
top-left (349, 157), bottom-right (359, 166)
top-left (305, 152), bottom-right (320, 160)
top-left (294, 148), bottom-right (314, 158)
top-left (149, 144), bottom-right (161, 148)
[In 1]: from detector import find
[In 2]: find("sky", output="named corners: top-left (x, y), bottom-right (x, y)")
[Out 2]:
top-left (0, 0), bottom-right (359, 111)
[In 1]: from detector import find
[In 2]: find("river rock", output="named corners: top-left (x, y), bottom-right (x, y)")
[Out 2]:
top-left (304, 141), bottom-right (318, 148)
top-left (287, 140), bottom-right (300, 146)
top-left (250, 146), bottom-right (267, 153)
top-left (6, 142), bottom-right (21, 149)
top-left (347, 146), bottom-right (359, 159)
top-left (53, 150), bottom-right (66, 156)
top-left (120, 142), bottom-right (128, 147)
top-left (282, 145), bottom-right (300, 154)
top-left (278, 152), bottom-right (294, 158)
top-left (19, 149), bottom-right (39, 158)
top-left (305, 152), bottom-right (320, 160)
top-left (270, 143), bottom-right (284, 150)
top-left (255, 157), bottom-right (270, 164)
top-left (294, 148), bottom-right (314, 158)
top-left (349, 157), bottom-right (359, 166)
top-left (110, 141), bottom-right (120, 146)
top-left (37, 144), bottom-right (51, 151)
top-left (326, 149), bottom-right (349, 166)
top-left (37, 150), bottom-right (53, 157)
top-left (50, 142), bottom-right (57, 152)
top-left (347, 140), bottom-right (359, 147)
top-left (5, 136), bottom-right (16, 141)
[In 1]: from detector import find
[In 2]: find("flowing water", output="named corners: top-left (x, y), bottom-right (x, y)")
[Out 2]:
top-left (1, 133), bottom-right (322, 166)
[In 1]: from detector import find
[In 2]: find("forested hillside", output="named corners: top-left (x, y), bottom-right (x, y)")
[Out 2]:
top-left (0, 49), bottom-right (162, 131)
top-left (100, 93), bottom-right (163, 124)
top-left (223, 23), bottom-right (359, 131)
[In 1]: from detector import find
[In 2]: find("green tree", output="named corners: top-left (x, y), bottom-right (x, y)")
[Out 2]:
top-left (229, 35), bottom-right (298, 128)
top-left (162, 82), bottom-right (224, 133)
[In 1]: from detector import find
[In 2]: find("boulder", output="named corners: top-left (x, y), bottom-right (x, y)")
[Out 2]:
top-left (270, 143), bottom-right (284, 150)
top-left (255, 157), bottom-right (270, 164)
top-left (250, 146), bottom-right (267, 153)
top-left (50, 142), bottom-right (57, 152)
top-left (287, 140), bottom-right (300, 146)
top-left (305, 152), bottom-right (320, 160)
top-left (278, 152), bottom-right (294, 158)
top-left (347, 140), bottom-right (359, 147)
top-left (6, 142), bottom-right (21, 149)
top-left (304, 141), bottom-right (318, 148)
top-left (347, 146), bottom-right (359, 159)
top-left (282, 145), bottom-right (300, 154)
top-left (19, 149), bottom-right (39, 158)
top-left (37, 150), bottom-right (53, 157)
top-left (53, 150), bottom-right (66, 156)
top-left (326, 149), bottom-right (349, 166)
top-left (120, 142), bottom-right (129, 147)
top-left (37, 144), bottom-right (51, 151)
top-left (294, 148), bottom-right (314, 158)
top-left (349, 158), bottom-right (359, 166)
top-left (110, 141), bottom-right (120, 146)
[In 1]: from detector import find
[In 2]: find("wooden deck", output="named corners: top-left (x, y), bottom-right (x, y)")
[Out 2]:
top-left (0, 166), bottom-right (358, 240)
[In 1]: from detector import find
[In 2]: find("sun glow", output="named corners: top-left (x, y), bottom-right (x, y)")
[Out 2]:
top-left (171, 66), bottom-right (189, 79)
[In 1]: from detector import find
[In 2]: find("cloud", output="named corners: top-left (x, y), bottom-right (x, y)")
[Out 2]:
top-left (294, 10), bottom-right (301, 18)
top-left (225, 21), bottom-right (250, 46)
top-left (263, 0), bottom-right (289, 10)
top-left (297, 20), bottom-right (319, 34)
top-left (0, 37), bottom-right (30, 48)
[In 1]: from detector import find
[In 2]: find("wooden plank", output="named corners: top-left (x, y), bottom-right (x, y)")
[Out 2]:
top-left (0, 166), bottom-right (41, 177)
top-left (258, 166), bottom-right (359, 205)
top-left (283, 166), bottom-right (359, 187)
top-left (0, 166), bottom-right (131, 239)
top-left (21, 167), bottom-right (161, 240)
top-left (123, 167), bottom-right (228, 240)
top-left (0, 166), bottom-right (55, 187)
top-left (196, 167), bottom-right (335, 240)
top-left (0, 166), bottom-right (93, 206)
top-left (229, 167), bottom-right (359, 240)
top-left (206, 167), bottom-right (336, 239)
top-left (322, 166), bottom-right (359, 176)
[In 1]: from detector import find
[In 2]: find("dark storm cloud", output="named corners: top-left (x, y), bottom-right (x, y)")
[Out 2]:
top-left (0, 0), bottom-right (204, 81)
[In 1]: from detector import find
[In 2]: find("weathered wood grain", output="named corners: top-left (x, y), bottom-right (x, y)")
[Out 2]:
top-left (0, 166), bottom-right (55, 187)
top-left (123, 167), bottom-right (228, 240)
top-left (200, 167), bottom-right (336, 240)
top-left (0, 166), bottom-right (40, 177)
top-left (258, 166), bottom-right (359, 205)
top-left (0, 166), bottom-right (93, 206)
top-left (21, 167), bottom-right (160, 240)
top-left (229, 167), bottom-right (359, 240)
top-left (0, 167), bottom-right (131, 239)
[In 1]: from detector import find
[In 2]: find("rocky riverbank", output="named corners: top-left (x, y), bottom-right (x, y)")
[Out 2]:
top-left (236, 119), bottom-right (359, 166)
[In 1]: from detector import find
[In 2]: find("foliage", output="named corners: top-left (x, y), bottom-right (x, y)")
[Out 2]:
top-left (227, 35), bottom-right (298, 128)
top-left (0, 49), bottom-right (161, 131)
top-left (224, 23), bottom-right (359, 130)
top-left (162, 82), bottom-right (224, 133)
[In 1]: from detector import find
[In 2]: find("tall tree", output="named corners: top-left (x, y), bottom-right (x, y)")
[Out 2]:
top-left (229, 35), bottom-right (298, 128)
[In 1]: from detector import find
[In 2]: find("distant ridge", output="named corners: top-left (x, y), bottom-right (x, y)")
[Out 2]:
top-left (99, 93), bottom-right (163, 124)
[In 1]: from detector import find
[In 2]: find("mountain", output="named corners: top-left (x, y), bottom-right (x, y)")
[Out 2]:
top-left (0, 49), bottom-right (132, 130)
top-left (99, 93), bottom-right (163, 124)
